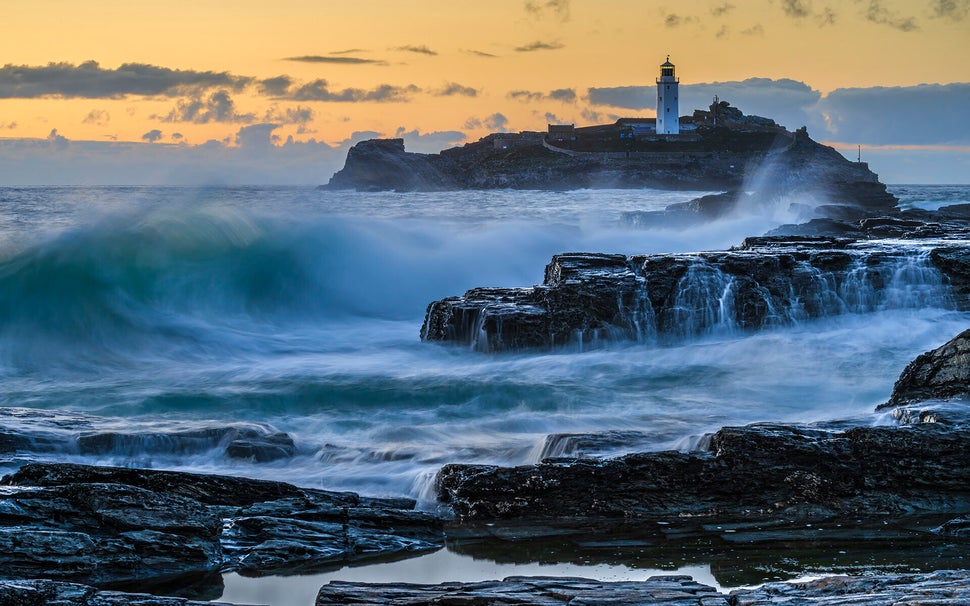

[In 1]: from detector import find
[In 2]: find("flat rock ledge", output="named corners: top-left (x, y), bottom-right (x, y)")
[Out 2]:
top-left (422, 236), bottom-right (970, 352)
top-left (885, 328), bottom-right (970, 407)
top-left (0, 463), bottom-right (443, 587)
top-left (314, 570), bottom-right (970, 606)
top-left (435, 420), bottom-right (970, 524)
top-left (0, 579), bottom-right (247, 606)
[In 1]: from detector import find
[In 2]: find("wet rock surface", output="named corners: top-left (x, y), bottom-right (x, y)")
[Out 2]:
top-left (313, 570), bottom-right (970, 606)
top-left (422, 237), bottom-right (970, 351)
top-left (435, 420), bottom-right (970, 523)
top-left (886, 328), bottom-right (970, 407)
top-left (0, 579), bottom-right (246, 606)
top-left (0, 462), bottom-right (443, 586)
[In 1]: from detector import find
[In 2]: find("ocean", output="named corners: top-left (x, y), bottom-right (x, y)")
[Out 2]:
top-left (1, 184), bottom-right (968, 604)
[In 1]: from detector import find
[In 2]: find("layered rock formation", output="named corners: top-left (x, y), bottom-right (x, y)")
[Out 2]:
top-left (885, 328), bottom-right (970, 407)
top-left (315, 571), bottom-right (970, 606)
top-left (0, 463), bottom-right (442, 586)
top-left (422, 236), bottom-right (970, 352)
top-left (327, 123), bottom-right (896, 214)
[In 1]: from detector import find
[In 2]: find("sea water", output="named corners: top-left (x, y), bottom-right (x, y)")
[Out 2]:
top-left (0, 185), bottom-right (967, 604)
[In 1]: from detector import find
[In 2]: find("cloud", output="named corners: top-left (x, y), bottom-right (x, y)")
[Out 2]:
top-left (464, 113), bottom-right (511, 132)
top-left (465, 49), bottom-right (499, 58)
top-left (283, 55), bottom-right (387, 65)
top-left (814, 83), bottom-right (970, 145)
top-left (171, 132), bottom-right (183, 141)
top-left (780, 0), bottom-right (812, 18)
top-left (863, 0), bottom-right (918, 31)
top-left (394, 45), bottom-right (438, 56)
top-left (711, 3), bottom-right (735, 16)
top-left (0, 122), bottom-right (16, 130)
top-left (931, 0), bottom-right (970, 20)
top-left (287, 80), bottom-right (420, 102)
top-left (586, 85), bottom-right (652, 110)
top-left (524, 0), bottom-right (570, 21)
top-left (258, 76), bottom-right (293, 97)
top-left (263, 105), bottom-right (315, 132)
top-left (664, 13), bottom-right (697, 27)
top-left (141, 129), bottom-right (163, 143)
top-left (393, 127), bottom-right (466, 153)
top-left (509, 88), bottom-right (576, 103)
top-left (159, 90), bottom-right (256, 124)
top-left (742, 23), bottom-right (766, 35)
top-left (0, 125), bottom-right (348, 185)
top-left (82, 109), bottom-right (110, 126)
top-left (514, 40), bottom-right (564, 52)
top-left (433, 82), bottom-right (478, 97)
top-left (0, 60), bottom-right (250, 99)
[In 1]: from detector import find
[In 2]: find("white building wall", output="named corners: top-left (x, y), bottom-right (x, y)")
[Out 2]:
top-left (656, 79), bottom-right (679, 135)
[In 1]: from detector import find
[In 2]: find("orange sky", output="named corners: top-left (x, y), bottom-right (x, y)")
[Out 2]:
top-left (1, 0), bottom-right (968, 148)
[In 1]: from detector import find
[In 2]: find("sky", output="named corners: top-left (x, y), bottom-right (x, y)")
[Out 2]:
top-left (0, 0), bottom-right (968, 185)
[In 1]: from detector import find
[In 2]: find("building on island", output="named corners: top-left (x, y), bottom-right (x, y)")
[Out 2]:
top-left (656, 56), bottom-right (679, 135)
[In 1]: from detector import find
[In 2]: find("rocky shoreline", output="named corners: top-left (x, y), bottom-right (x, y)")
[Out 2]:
top-left (4, 205), bottom-right (970, 603)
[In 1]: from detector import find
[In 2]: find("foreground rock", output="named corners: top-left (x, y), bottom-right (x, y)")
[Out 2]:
top-left (885, 328), bottom-right (970, 407)
top-left (0, 579), bottom-right (246, 606)
top-left (316, 575), bottom-right (725, 605)
top-left (0, 463), bottom-right (442, 585)
top-left (422, 238), bottom-right (970, 351)
top-left (315, 570), bottom-right (970, 606)
top-left (435, 421), bottom-right (970, 523)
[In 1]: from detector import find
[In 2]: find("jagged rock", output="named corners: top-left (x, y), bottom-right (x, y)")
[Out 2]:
top-left (0, 463), bottom-right (443, 586)
top-left (884, 328), bottom-right (970, 407)
top-left (316, 575), bottom-right (726, 605)
top-left (422, 241), bottom-right (970, 351)
top-left (313, 570), bottom-right (970, 606)
top-left (225, 432), bottom-right (296, 462)
top-left (435, 422), bottom-right (970, 523)
top-left (0, 579), bottom-right (246, 606)
top-left (77, 425), bottom-right (296, 462)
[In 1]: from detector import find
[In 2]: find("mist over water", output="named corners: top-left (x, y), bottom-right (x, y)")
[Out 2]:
top-left (0, 185), bottom-right (967, 506)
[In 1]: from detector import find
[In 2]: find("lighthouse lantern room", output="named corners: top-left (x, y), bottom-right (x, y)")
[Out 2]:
top-left (656, 56), bottom-right (680, 135)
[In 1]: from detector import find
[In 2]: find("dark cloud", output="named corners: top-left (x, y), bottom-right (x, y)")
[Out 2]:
top-left (159, 90), bottom-right (256, 124)
top-left (524, 0), bottom-right (570, 21)
top-left (742, 23), bottom-right (766, 35)
top-left (283, 55), bottom-right (387, 65)
top-left (863, 0), bottom-right (918, 31)
top-left (434, 83), bottom-right (478, 97)
top-left (263, 105), bottom-right (315, 127)
top-left (931, 0), bottom-right (970, 20)
top-left (287, 80), bottom-right (420, 102)
top-left (711, 3), bottom-right (735, 16)
top-left (465, 49), bottom-right (499, 58)
top-left (171, 132), bottom-right (184, 141)
top-left (141, 129), bottom-right (163, 143)
top-left (510, 88), bottom-right (576, 103)
top-left (780, 0), bottom-right (812, 18)
top-left (0, 61), bottom-right (250, 99)
top-left (394, 45), bottom-right (438, 56)
top-left (464, 113), bottom-right (511, 132)
top-left (514, 40), bottom-right (564, 52)
top-left (82, 109), bottom-right (110, 125)
top-left (47, 129), bottom-right (68, 148)
top-left (393, 127), bottom-right (466, 153)
top-left (258, 76), bottom-right (293, 97)
top-left (815, 83), bottom-right (970, 145)
top-left (817, 6), bottom-right (837, 25)
top-left (716, 25), bottom-right (730, 37)
top-left (330, 48), bottom-right (368, 55)
top-left (586, 85), bottom-right (652, 110)
top-left (1, 122), bottom-right (16, 129)
top-left (664, 13), bottom-right (697, 27)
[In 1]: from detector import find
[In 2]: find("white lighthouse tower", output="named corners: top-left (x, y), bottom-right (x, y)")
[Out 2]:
top-left (656, 56), bottom-right (679, 135)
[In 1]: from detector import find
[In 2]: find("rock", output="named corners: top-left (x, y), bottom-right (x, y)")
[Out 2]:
top-left (422, 241), bottom-right (970, 351)
top-left (884, 328), bottom-right (970, 407)
top-left (316, 575), bottom-right (726, 605)
top-left (0, 579), bottom-right (247, 606)
top-left (77, 425), bottom-right (296, 462)
top-left (314, 570), bottom-right (970, 606)
top-left (435, 421), bottom-right (970, 523)
top-left (0, 463), bottom-right (444, 586)
top-left (225, 432), bottom-right (296, 462)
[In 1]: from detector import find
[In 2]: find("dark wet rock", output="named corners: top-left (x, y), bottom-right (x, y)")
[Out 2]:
top-left (0, 463), bottom-right (443, 586)
top-left (314, 570), bottom-right (970, 606)
top-left (731, 569), bottom-right (970, 606)
top-left (884, 329), bottom-right (970, 407)
top-left (0, 579), bottom-right (246, 606)
top-left (766, 217), bottom-right (864, 238)
top-left (435, 421), bottom-right (970, 523)
top-left (77, 425), bottom-right (296, 462)
top-left (316, 575), bottom-right (726, 605)
top-left (422, 242), bottom-right (969, 351)
top-left (535, 430), bottom-right (658, 459)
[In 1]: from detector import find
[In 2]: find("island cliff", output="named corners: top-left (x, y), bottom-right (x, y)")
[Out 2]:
top-left (326, 101), bottom-right (896, 213)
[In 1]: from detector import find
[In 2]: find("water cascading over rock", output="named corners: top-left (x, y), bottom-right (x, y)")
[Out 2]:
top-left (421, 239), bottom-right (967, 352)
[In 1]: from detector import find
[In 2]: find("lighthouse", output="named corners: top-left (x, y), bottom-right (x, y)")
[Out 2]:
top-left (656, 56), bottom-right (679, 135)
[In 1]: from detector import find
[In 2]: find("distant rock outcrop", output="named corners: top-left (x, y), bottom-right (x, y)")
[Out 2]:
top-left (885, 328), bottom-right (970, 407)
top-left (326, 110), bottom-right (897, 213)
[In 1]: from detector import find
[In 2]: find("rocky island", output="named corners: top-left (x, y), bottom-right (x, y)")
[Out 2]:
top-left (326, 99), bottom-right (897, 218)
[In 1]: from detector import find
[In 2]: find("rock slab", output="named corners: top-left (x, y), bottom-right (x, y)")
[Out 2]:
top-left (886, 328), bottom-right (970, 407)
